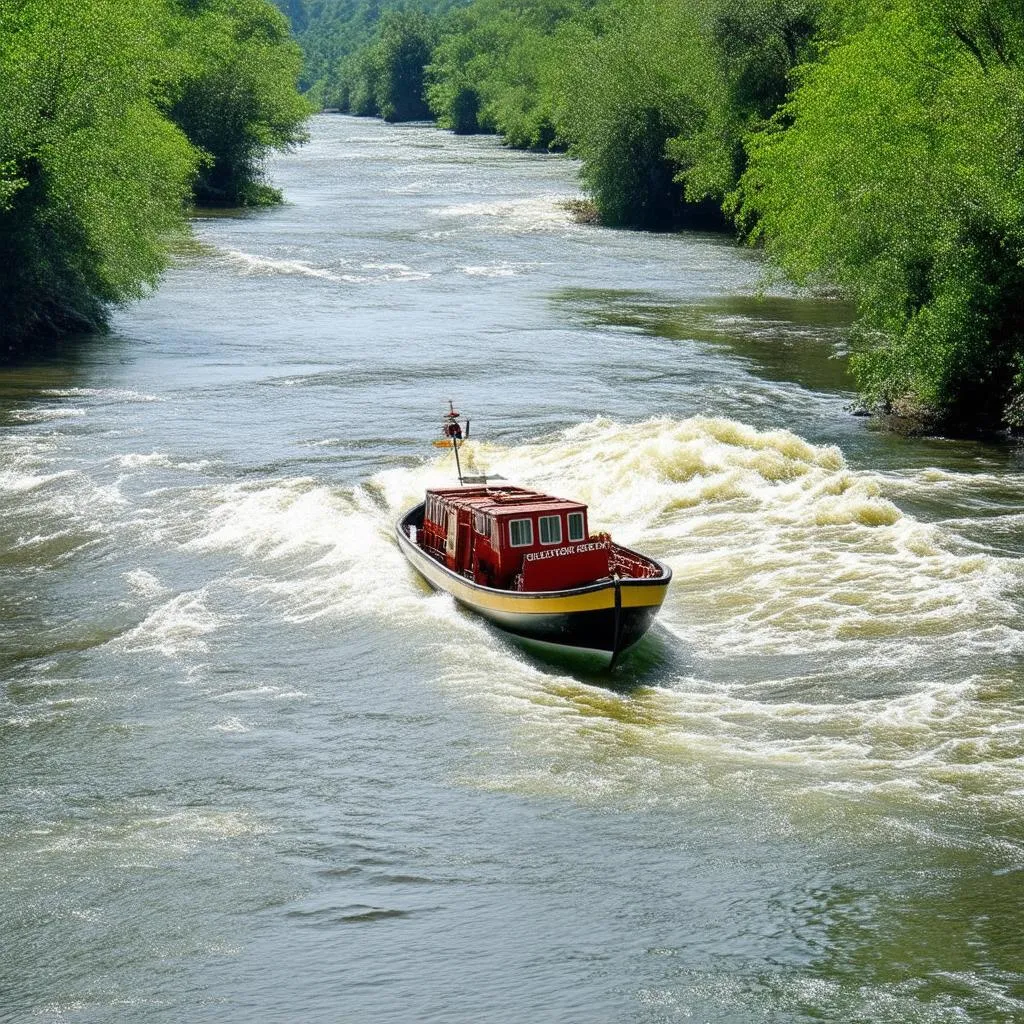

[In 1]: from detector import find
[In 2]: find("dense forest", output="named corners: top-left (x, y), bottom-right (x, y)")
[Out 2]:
top-left (0, 0), bottom-right (309, 357)
top-left (280, 0), bottom-right (1024, 435)
top-left (4, 0), bottom-right (1021, 433)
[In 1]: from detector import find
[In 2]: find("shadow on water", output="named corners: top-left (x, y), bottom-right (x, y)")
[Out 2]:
top-left (552, 287), bottom-right (857, 395)
top-left (0, 333), bottom-right (103, 424)
top-left (506, 623), bottom-right (690, 696)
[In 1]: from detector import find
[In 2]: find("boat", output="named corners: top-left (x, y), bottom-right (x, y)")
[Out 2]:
top-left (395, 405), bottom-right (671, 667)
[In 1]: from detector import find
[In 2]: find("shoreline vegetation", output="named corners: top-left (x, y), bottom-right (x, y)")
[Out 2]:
top-left (3, 1), bottom-right (1022, 437)
top-left (285, 0), bottom-right (1024, 437)
top-left (0, 0), bottom-right (310, 360)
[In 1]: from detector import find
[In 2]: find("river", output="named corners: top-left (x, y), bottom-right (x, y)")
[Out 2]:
top-left (2, 115), bottom-right (1023, 1023)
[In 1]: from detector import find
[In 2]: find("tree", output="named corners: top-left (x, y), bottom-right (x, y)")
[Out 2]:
top-left (667, 0), bottom-right (819, 203)
top-left (0, 0), bottom-right (312, 357)
top-left (0, 0), bottom-right (198, 354)
top-left (373, 7), bottom-right (437, 121)
top-left (166, 0), bottom-right (311, 205)
top-left (426, 0), bottom-right (583, 148)
top-left (556, 0), bottom-right (725, 229)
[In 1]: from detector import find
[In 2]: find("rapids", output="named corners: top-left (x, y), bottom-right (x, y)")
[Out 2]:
top-left (1, 116), bottom-right (1022, 1023)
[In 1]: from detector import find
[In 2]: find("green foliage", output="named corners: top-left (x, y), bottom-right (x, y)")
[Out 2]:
top-left (425, 25), bottom-right (485, 132)
top-left (340, 45), bottom-right (383, 115)
top-left (555, 0), bottom-right (724, 229)
top-left (167, 0), bottom-right (312, 205)
top-left (713, 0), bottom-right (819, 119)
top-left (669, 0), bottom-right (818, 201)
top-left (283, 1), bottom-right (458, 106)
top-left (426, 0), bottom-right (579, 148)
top-left (272, 0), bottom-right (309, 31)
top-left (41, 0), bottom-right (1010, 434)
top-left (739, 0), bottom-right (1024, 431)
top-left (333, 6), bottom-right (457, 121)
top-left (0, 0), bottom-right (198, 353)
top-left (423, 0), bottom-right (817, 223)
top-left (373, 7), bottom-right (438, 121)
top-left (0, 0), bottom-right (311, 356)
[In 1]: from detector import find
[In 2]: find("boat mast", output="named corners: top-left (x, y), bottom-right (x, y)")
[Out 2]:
top-left (454, 435), bottom-right (464, 484)
top-left (444, 399), bottom-right (467, 484)
top-left (442, 401), bottom-right (495, 487)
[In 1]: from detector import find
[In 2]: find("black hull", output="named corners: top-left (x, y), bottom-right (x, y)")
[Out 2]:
top-left (479, 604), bottom-right (662, 658)
top-left (396, 503), bottom-right (670, 665)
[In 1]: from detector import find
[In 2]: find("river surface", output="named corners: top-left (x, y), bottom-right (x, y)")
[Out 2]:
top-left (2, 115), bottom-right (1023, 1023)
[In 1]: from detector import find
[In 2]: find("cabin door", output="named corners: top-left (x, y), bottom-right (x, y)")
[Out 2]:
top-left (457, 522), bottom-right (471, 572)
top-left (446, 512), bottom-right (458, 559)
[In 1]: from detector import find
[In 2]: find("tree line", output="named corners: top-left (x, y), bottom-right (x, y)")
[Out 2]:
top-left (287, 0), bottom-right (1024, 435)
top-left (0, 0), bottom-right (310, 358)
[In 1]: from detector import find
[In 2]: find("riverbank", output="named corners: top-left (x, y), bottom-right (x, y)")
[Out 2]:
top-left (0, 0), bottom-right (308, 361)
top-left (297, 0), bottom-right (1024, 436)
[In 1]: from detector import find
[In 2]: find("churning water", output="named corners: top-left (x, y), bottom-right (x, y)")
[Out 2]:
top-left (1, 116), bottom-right (1022, 1023)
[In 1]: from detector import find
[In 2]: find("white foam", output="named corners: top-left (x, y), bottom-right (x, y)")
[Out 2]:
top-left (463, 264), bottom-right (517, 277)
top-left (220, 250), bottom-right (430, 285)
top-left (38, 388), bottom-right (160, 403)
top-left (431, 195), bottom-right (578, 233)
top-left (361, 261), bottom-right (431, 281)
top-left (0, 468), bottom-right (75, 493)
top-left (8, 528), bottom-right (86, 552)
top-left (115, 590), bottom-right (221, 657)
top-left (116, 451), bottom-right (213, 472)
top-left (181, 478), bottom-right (415, 625)
top-left (123, 568), bottom-right (169, 599)
top-left (210, 717), bottom-right (250, 733)
top-left (185, 479), bottom-right (355, 560)
top-left (222, 249), bottom-right (341, 281)
top-left (211, 684), bottom-right (307, 701)
top-left (9, 407), bottom-right (86, 423)
top-left (367, 416), bottom-right (1024, 813)
top-left (35, 809), bottom-right (261, 858)
top-left (439, 416), bottom-right (1024, 664)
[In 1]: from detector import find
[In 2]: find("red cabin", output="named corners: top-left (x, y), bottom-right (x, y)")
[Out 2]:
top-left (418, 485), bottom-right (612, 592)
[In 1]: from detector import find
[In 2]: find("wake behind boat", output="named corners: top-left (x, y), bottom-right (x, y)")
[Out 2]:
top-left (396, 406), bottom-right (671, 666)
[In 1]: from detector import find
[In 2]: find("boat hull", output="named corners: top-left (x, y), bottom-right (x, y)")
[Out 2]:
top-left (396, 503), bottom-right (670, 664)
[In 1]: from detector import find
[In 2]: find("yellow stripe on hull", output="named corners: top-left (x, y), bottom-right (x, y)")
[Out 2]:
top-left (397, 523), bottom-right (669, 615)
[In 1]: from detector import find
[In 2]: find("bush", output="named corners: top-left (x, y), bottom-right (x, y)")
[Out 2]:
top-left (739, 0), bottom-right (1024, 431)
top-left (374, 8), bottom-right (437, 121)
top-left (426, 0), bottom-right (575, 148)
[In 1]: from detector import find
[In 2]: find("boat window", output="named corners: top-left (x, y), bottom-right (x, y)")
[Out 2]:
top-left (509, 518), bottom-right (533, 547)
top-left (538, 515), bottom-right (562, 545)
top-left (567, 512), bottom-right (585, 542)
top-left (474, 511), bottom-right (489, 535)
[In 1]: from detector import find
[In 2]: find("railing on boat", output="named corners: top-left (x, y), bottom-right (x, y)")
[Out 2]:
top-left (610, 546), bottom-right (662, 579)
